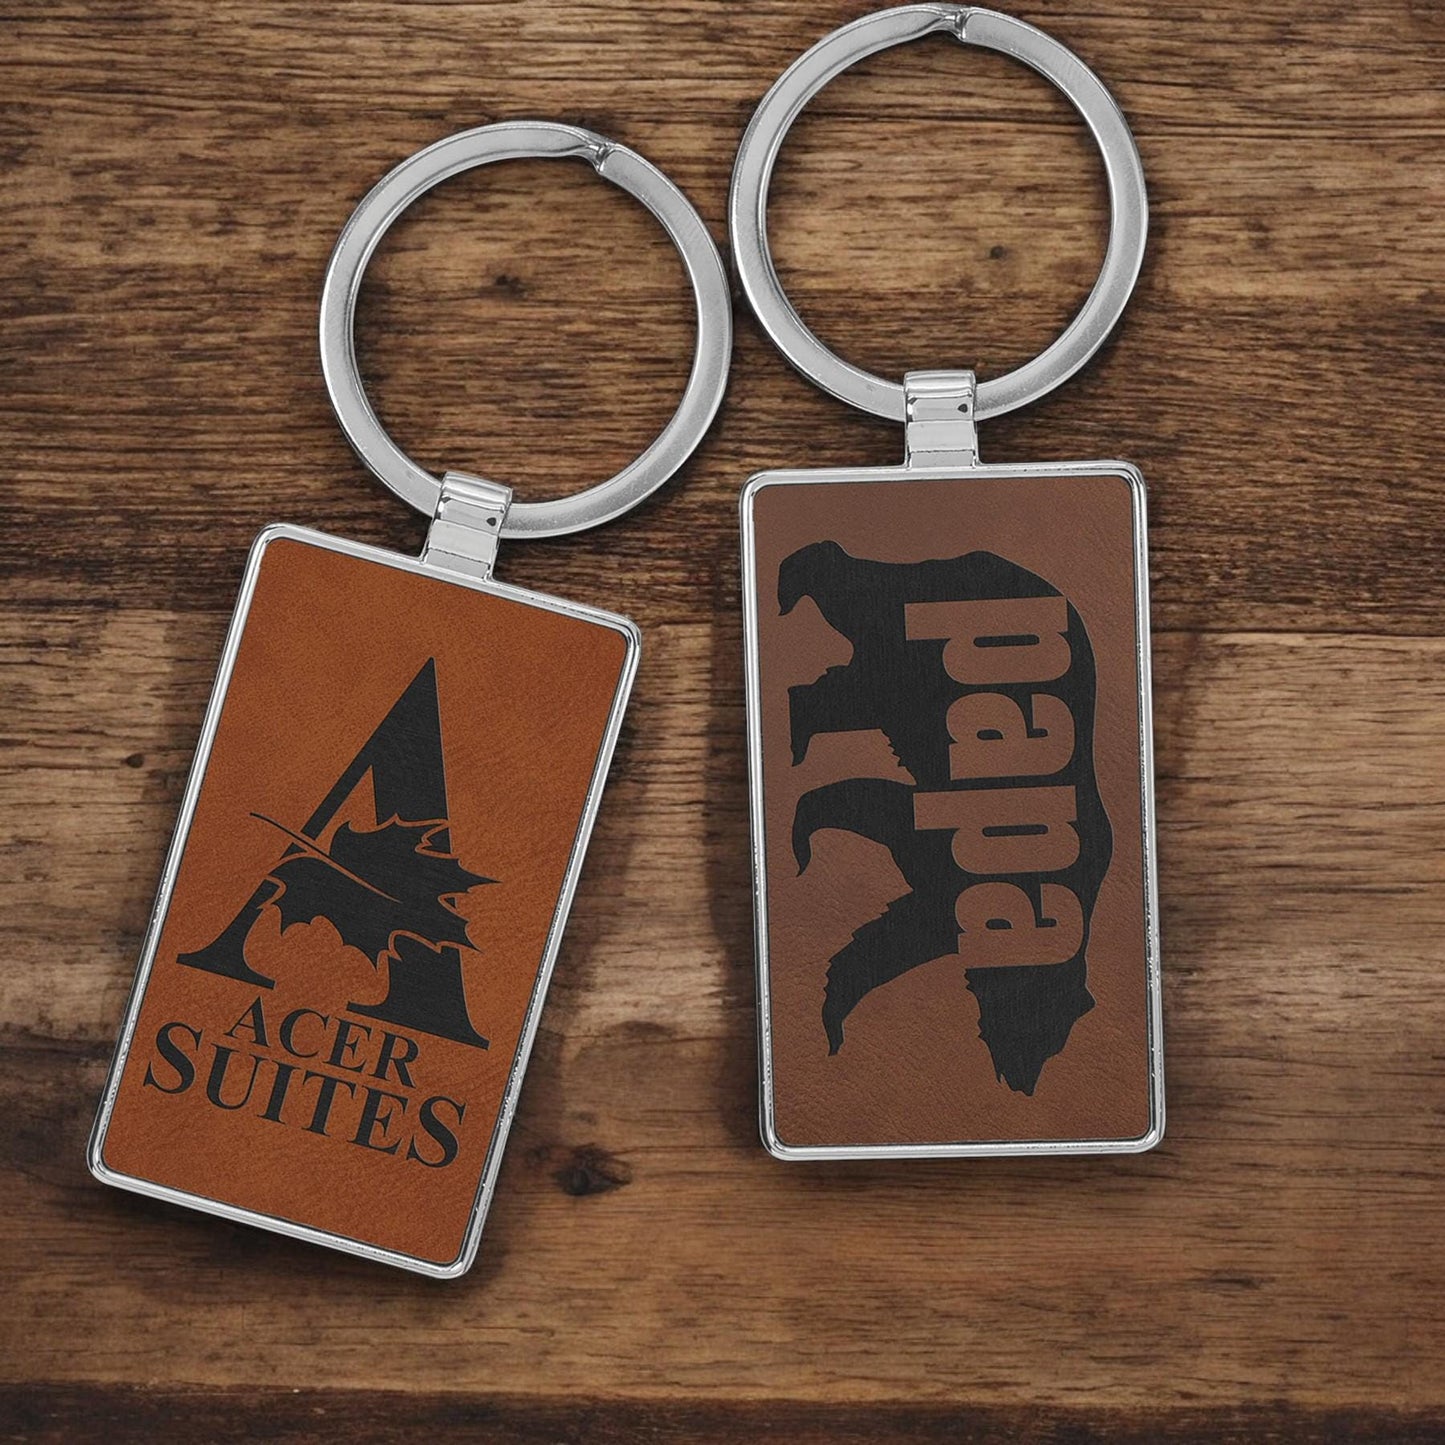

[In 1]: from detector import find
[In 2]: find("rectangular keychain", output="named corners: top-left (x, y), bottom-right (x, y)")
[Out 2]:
top-left (731, 6), bottom-right (1164, 1159)
top-left (88, 122), bottom-right (731, 1275)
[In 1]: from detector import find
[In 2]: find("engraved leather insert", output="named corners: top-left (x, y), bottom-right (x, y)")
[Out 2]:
top-left (750, 475), bottom-right (1151, 1149)
top-left (99, 535), bottom-right (629, 1266)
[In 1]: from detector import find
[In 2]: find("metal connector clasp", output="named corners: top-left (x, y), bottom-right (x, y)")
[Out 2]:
top-left (904, 370), bottom-right (979, 469)
top-left (421, 471), bottom-right (513, 582)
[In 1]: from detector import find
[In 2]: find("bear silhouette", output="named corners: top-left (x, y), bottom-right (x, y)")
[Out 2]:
top-left (780, 542), bottom-right (1113, 1094)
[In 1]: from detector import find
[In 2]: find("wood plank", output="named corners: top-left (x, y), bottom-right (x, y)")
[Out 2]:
top-left (1, 620), bottom-right (1441, 1405)
top-left (0, 4), bottom-right (1441, 628)
top-left (1, 2), bottom-right (1441, 129)
top-left (4, 1387), bottom-right (1445, 1445)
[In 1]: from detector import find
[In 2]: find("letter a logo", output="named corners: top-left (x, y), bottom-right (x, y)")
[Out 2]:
top-left (178, 659), bottom-right (492, 1048)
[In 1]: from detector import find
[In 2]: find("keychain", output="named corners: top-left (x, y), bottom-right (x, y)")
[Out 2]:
top-left (732, 7), bottom-right (1164, 1158)
top-left (88, 122), bottom-right (731, 1275)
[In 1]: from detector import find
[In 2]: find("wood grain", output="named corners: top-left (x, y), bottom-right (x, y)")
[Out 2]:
top-left (1, 0), bottom-right (1442, 1437)
top-left (4, 1387), bottom-right (1445, 1445)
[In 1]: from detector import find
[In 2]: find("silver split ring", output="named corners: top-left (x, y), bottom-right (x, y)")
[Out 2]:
top-left (729, 5), bottom-right (1147, 422)
top-left (321, 121), bottom-right (733, 536)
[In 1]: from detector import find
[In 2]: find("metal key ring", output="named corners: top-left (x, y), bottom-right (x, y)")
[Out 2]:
top-left (729, 5), bottom-right (1148, 422)
top-left (320, 121), bottom-right (732, 537)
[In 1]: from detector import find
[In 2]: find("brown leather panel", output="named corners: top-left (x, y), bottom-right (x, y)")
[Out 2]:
top-left (99, 533), bottom-right (628, 1265)
top-left (749, 473), bottom-right (1152, 1149)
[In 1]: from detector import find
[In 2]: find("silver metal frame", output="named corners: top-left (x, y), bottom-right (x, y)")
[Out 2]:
top-left (320, 120), bottom-right (733, 536)
top-left (740, 460), bottom-right (1163, 1160)
top-left (88, 524), bottom-right (640, 1277)
top-left (728, 5), bottom-right (1148, 422)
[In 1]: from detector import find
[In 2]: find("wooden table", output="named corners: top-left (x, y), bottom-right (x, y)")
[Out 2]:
top-left (3, 1), bottom-right (1442, 1439)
